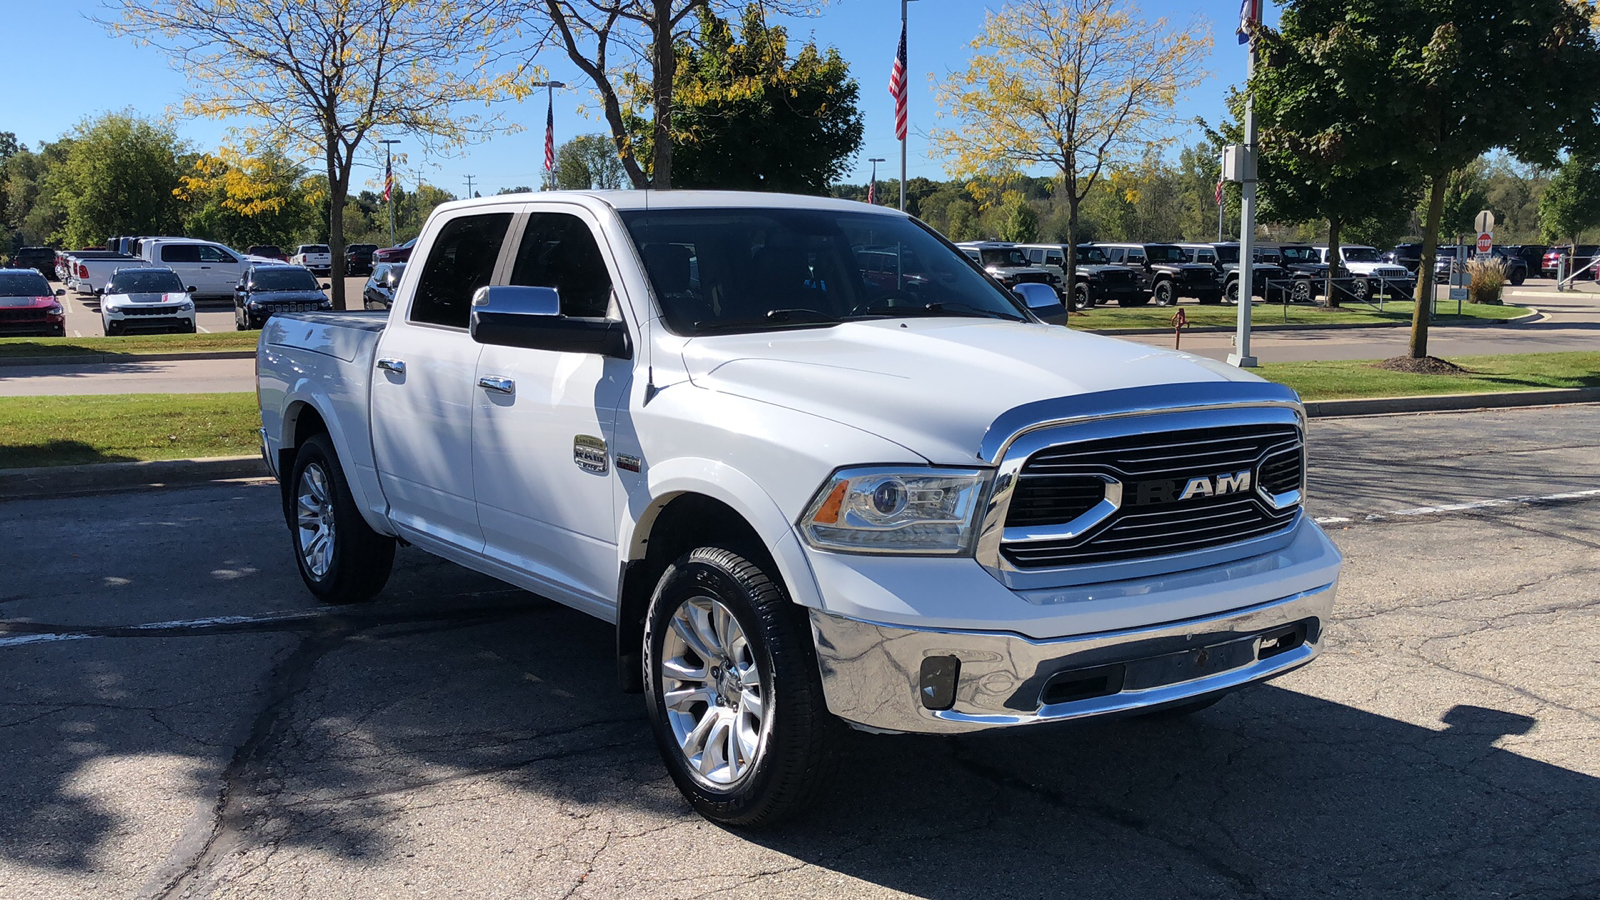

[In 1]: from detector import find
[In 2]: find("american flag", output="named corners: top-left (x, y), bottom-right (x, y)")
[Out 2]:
top-left (1238, 0), bottom-right (1261, 44)
top-left (889, 23), bottom-right (907, 141)
top-left (867, 183), bottom-right (876, 205)
top-left (1214, 181), bottom-right (1224, 205)
top-left (383, 158), bottom-right (393, 203)
top-left (543, 94), bottom-right (555, 174)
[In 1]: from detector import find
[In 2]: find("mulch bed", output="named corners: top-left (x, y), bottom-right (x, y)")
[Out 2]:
top-left (1374, 356), bottom-right (1471, 375)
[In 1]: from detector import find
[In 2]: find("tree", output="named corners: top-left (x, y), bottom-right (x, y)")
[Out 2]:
top-left (177, 148), bottom-right (318, 249)
top-left (1260, 0), bottom-right (1600, 358)
top-left (555, 134), bottom-right (628, 190)
top-left (532, 0), bottom-right (811, 190)
top-left (998, 192), bottom-right (1041, 243)
top-left (497, 186), bottom-right (535, 195)
top-left (106, 0), bottom-right (516, 309)
top-left (626, 10), bottom-right (863, 194)
top-left (1539, 155), bottom-right (1600, 246)
top-left (933, 0), bottom-right (1209, 298)
top-left (45, 113), bottom-right (187, 248)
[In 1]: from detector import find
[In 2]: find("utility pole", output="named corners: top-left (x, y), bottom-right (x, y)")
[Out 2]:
top-left (464, 174), bottom-right (476, 198)
top-left (1229, 2), bottom-right (1261, 369)
top-left (379, 139), bottom-right (400, 246)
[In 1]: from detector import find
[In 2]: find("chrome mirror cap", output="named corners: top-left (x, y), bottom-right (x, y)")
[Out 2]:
top-left (471, 285), bottom-right (560, 317)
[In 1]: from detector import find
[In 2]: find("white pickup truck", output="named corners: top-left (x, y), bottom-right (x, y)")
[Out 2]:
top-left (256, 191), bottom-right (1342, 826)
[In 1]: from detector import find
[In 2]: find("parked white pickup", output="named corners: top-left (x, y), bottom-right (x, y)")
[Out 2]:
top-left (256, 190), bottom-right (1342, 827)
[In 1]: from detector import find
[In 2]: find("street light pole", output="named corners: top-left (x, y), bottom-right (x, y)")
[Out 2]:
top-left (379, 139), bottom-right (400, 246)
top-left (868, 157), bottom-right (885, 204)
top-left (530, 81), bottom-right (567, 191)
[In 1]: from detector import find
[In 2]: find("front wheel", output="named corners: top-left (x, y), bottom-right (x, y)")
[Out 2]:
top-left (1150, 280), bottom-right (1174, 306)
top-left (286, 434), bottom-right (395, 604)
top-left (1349, 277), bottom-right (1371, 302)
top-left (1070, 283), bottom-right (1091, 311)
top-left (1510, 269), bottom-right (1526, 286)
top-left (644, 546), bottom-right (839, 827)
top-left (1291, 278), bottom-right (1313, 304)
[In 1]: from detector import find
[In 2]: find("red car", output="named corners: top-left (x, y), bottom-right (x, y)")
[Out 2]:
top-left (372, 237), bottom-right (416, 265)
top-left (0, 268), bottom-right (67, 337)
top-left (248, 244), bottom-right (290, 262)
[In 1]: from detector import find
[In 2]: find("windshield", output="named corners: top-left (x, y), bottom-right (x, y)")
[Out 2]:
top-left (107, 270), bottom-right (185, 294)
top-left (1342, 247), bottom-right (1380, 262)
top-left (251, 268), bottom-right (320, 291)
top-left (1145, 245), bottom-right (1188, 263)
top-left (978, 247), bottom-right (1029, 267)
top-left (0, 272), bottom-right (52, 296)
top-left (621, 208), bottom-right (1029, 335)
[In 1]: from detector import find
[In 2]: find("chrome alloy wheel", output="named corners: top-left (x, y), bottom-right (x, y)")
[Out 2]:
top-left (295, 463), bottom-right (336, 578)
top-left (660, 595), bottom-right (769, 787)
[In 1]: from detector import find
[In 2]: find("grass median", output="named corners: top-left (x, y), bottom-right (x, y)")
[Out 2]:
top-left (0, 332), bottom-right (261, 359)
top-left (1070, 298), bottom-right (1526, 330)
top-left (2, 351), bottom-right (1595, 470)
top-left (0, 393), bottom-right (258, 469)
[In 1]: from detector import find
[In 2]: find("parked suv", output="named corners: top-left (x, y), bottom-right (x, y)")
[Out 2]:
top-left (1191, 242), bottom-right (1313, 304)
top-left (346, 243), bottom-right (379, 275)
top-left (0, 268), bottom-right (67, 336)
top-left (1017, 243), bottom-right (1140, 310)
top-left (1314, 245), bottom-right (1414, 301)
top-left (955, 242), bottom-right (1057, 292)
top-left (1542, 245), bottom-right (1600, 280)
top-left (1389, 244), bottom-right (1426, 273)
top-left (233, 264), bottom-right (332, 329)
top-left (1094, 242), bottom-right (1221, 305)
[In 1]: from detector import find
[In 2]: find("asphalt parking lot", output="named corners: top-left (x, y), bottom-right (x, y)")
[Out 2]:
top-left (1, 405), bottom-right (1596, 899)
top-left (52, 277), bottom-right (371, 337)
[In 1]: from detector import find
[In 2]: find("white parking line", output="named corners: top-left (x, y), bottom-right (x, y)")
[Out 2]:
top-left (1316, 488), bottom-right (1600, 525)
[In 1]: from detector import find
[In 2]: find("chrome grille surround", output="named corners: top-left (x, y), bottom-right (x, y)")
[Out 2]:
top-left (974, 383), bottom-right (1306, 590)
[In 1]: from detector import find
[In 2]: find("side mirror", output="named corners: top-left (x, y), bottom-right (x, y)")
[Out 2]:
top-left (1013, 283), bottom-right (1068, 324)
top-left (186, 285), bottom-right (198, 293)
top-left (469, 285), bottom-right (632, 359)
top-left (320, 283), bottom-right (330, 290)
top-left (54, 288), bottom-right (65, 296)
top-left (94, 288), bottom-right (103, 296)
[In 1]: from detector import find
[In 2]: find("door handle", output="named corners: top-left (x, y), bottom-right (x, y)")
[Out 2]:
top-left (477, 375), bottom-right (515, 395)
top-left (376, 358), bottom-right (406, 374)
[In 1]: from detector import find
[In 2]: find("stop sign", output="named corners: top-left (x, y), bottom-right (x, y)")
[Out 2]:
top-left (1477, 232), bottom-right (1493, 254)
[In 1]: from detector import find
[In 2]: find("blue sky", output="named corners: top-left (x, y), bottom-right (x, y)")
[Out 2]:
top-left (6, 1), bottom-right (1259, 197)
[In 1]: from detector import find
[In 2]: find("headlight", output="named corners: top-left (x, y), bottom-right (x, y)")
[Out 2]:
top-left (800, 467), bottom-right (991, 555)
top-left (179, 300), bottom-right (194, 310)
top-left (46, 303), bottom-right (64, 316)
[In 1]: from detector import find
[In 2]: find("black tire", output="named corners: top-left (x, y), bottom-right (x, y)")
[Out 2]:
top-left (285, 433), bottom-right (395, 604)
top-left (1290, 278), bottom-right (1313, 304)
top-left (1070, 282), bottom-right (1091, 312)
top-left (1150, 280), bottom-right (1174, 306)
top-left (1349, 277), bottom-right (1371, 302)
top-left (1510, 269), bottom-right (1526, 286)
top-left (643, 545), bottom-right (839, 827)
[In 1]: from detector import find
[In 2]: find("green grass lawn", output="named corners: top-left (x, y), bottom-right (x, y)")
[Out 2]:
top-left (1261, 352), bottom-right (1600, 400)
top-left (0, 393), bottom-right (259, 469)
top-left (0, 332), bottom-right (261, 359)
top-left (1071, 299), bottom-right (1526, 330)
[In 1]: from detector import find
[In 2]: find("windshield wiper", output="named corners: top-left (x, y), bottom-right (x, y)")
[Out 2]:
top-left (692, 308), bottom-right (840, 333)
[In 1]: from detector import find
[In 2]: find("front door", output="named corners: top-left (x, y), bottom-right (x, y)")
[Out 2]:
top-left (370, 208), bottom-right (515, 552)
top-left (471, 206), bottom-right (632, 613)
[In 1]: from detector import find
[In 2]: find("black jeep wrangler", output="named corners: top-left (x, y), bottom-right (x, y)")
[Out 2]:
top-left (1094, 242), bottom-right (1221, 305)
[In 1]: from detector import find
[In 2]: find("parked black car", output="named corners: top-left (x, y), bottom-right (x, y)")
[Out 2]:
top-left (346, 243), bottom-right (378, 275)
top-left (1501, 244), bottom-right (1546, 275)
top-left (1094, 242), bottom-right (1221, 305)
top-left (233, 264), bottom-right (332, 330)
top-left (362, 263), bottom-right (406, 310)
top-left (1389, 243), bottom-right (1426, 273)
top-left (1201, 242), bottom-right (1316, 303)
top-left (1018, 243), bottom-right (1142, 310)
top-left (9, 246), bottom-right (57, 279)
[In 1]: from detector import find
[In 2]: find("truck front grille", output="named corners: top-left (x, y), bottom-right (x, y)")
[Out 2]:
top-left (1000, 424), bottom-right (1302, 569)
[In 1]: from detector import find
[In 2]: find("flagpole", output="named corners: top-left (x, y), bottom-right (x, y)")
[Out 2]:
top-left (380, 139), bottom-right (400, 246)
top-left (900, 0), bottom-right (914, 212)
top-left (1229, 2), bottom-right (1259, 368)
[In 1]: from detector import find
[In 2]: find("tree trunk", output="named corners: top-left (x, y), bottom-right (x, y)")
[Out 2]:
top-left (1065, 195), bottom-right (1080, 314)
top-left (650, 0), bottom-right (675, 190)
top-left (1324, 217), bottom-right (1342, 308)
top-left (325, 144), bottom-right (348, 311)
top-left (1411, 171), bottom-right (1449, 359)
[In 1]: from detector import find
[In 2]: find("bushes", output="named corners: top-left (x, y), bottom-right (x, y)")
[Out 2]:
top-left (1466, 256), bottom-right (1508, 304)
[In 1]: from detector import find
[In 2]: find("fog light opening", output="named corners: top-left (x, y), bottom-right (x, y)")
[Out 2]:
top-left (919, 655), bottom-right (960, 711)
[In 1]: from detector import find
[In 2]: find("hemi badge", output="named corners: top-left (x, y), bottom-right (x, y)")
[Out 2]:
top-left (616, 454), bottom-right (643, 473)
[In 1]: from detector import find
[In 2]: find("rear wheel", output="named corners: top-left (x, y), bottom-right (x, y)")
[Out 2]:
top-left (1510, 268), bottom-right (1526, 286)
top-left (286, 434), bottom-right (395, 604)
top-left (643, 546), bottom-right (839, 827)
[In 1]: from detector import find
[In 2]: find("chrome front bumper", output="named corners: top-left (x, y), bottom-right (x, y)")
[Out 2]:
top-left (808, 582), bottom-right (1336, 734)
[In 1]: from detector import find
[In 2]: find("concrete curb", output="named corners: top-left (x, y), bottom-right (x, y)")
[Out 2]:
top-left (1084, 305), bottom-right (1541, 337)
top-left (5, 386), bottom-right (1599, 499)
top-left (0, 350), bottom-right (256, 368)
top-left (0, 455), bottom-right (267, 501)
top-left (1305, 387), bottom-right (1600, 418)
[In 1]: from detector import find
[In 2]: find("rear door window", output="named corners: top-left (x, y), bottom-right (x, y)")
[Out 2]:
top-left (409, 213), bottom-right (513, 329)
top-left (160, 244), bottom-right (202, 264)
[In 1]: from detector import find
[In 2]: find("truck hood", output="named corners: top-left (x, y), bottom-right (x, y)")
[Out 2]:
top-left (105, 292), bottom-right (188, 306)
top-left (680, 319), bottom-right (1264, 465)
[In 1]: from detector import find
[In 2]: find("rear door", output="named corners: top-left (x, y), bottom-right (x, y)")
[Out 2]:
top-left (157, 244), bottom-right (205, 292)
top-left (370, 207), bottom-right (516, 552)
top-left (470, 205), bottom-right (632, 612)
